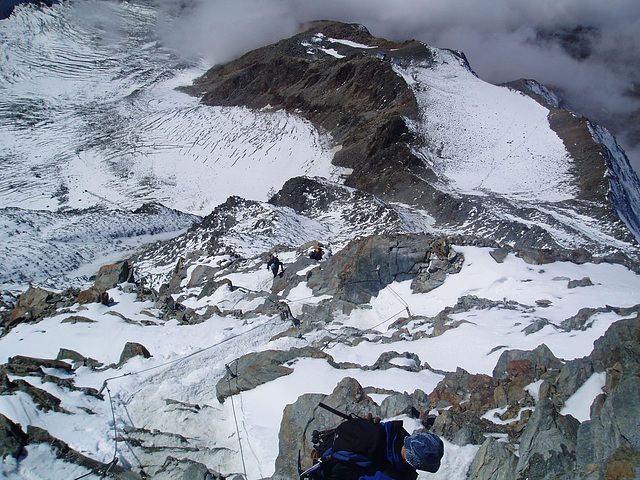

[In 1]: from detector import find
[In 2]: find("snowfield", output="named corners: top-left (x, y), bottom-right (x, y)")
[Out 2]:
top-left (2, 246), bottom-right (640, 479)
top-left (397, 49), bottom-right (576, 202)
top-left (0, 2), bottom-right (343, 216)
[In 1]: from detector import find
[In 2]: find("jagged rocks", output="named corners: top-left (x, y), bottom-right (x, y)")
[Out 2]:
top-left (76, 285), bottom-right (111, 305)
top-left (94, 260), bottom-right (135, 289)
top-left (215, 347), bottom-right (332, 402)
top-left (154, 456), bottom-right (225, 480)
top-left (516, 399), bottom-right (581, 479)
top-left (467, 437), bottom-right (518, 479)
top-left (27, 425), bottom-right (142, 480)
top-left (573, 315), bottom-right (640, 478)
top-left (307, 234), bottom-right (480, 306)
top-left (118, 342), bottom-right (152, 366)
top-left (493, 344), bottom-right (564, 382)
top-left (0, 413), bottom-right (27, 459)
top-left (3, 286), bottom-right (79, 334)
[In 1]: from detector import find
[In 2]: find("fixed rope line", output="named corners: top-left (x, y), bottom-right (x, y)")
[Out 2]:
top-left (98, 316), bottom-right (279, 390)
top-left (375, 266), bottom-right (412, 317)
top-left (320, 307), bottom-right (407, 352)
top-left (226, 365), bottom-right (248, 480)
top-left (90, 316), bottom-right (283, 479)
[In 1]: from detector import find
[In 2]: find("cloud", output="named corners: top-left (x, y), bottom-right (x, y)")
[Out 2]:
top-left (156, 0), bottom-right (640, 171)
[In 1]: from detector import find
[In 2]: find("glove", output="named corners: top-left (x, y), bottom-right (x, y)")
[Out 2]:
top-left (364, 413), bottom-right (381, 423)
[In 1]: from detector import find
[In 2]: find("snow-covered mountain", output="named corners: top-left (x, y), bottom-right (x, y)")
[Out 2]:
top-left (1, 2), bottom-right (640, 480)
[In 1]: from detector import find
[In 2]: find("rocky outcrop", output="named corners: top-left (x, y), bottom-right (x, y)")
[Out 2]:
top-left (0, 414), bottom-right (27, 459)
top-left (215, 347), bottom-right (332, 403)
top-left (94, 260), bottom-right (135, 289)
top-left (26, 425), bottom-right (142, 480)
top-left (516, 399), bottom-right (581, 479)
top-left (306, 234), bottom-right (489, 307)
top-left (2, 286), bottom-right (79, 335)
top-left (177, 20), bottom-right (640, 262)
top-left (273, 377), bottom-right (428, 480)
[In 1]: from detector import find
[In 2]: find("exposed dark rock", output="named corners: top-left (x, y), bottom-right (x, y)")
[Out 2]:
top-left (493, 344), bottom-right (564, 382)
top-left (1, 376), bottom-right (70, 413)
top-left (568, 277), bottom-right (594, 289)
top-left (467, 436), bottom-right (518, 479)
top-left (57, 348), bottom-right (104, 370)
top-left (76, 285), bottom-right (111, 305)
top-left (590, 313), bottom-right (640, 375)
top-left (94, 260), bottom-right (135, 289)
top-left (516, 398), bottom-right (580, 479)
top-left (430, 367), bottom-right (497, 412)
top-left (7, 355), bottom-right (73, 374)
top-left (27, 425), bottom-right (142, 479)
top-left (489, 248), bottom-right (510, 263)
top-left (118, 342), bottom-right (151, 366)
top-left (305, 234), bottom-right (489, 306)
top-left (61, 315), bottom-right (97, 324)
top-left (452, 422), bottom-right (486, 447)
top-left (215, 347), bottom-right (333, 402)
top-left (3, 286), bottom-right (79, 334)
top-left (0, 413), bottom-right (27, 459)
top-left (546, 356), bottom-right (595, 407)
top-left (178, 20), bottom-right (640, 255)
top-left (155, 456), bottom-right (225, 480)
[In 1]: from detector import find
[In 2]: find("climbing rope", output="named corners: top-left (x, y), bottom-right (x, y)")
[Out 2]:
top-left (85, 316), bottom-right (283, 480)
top-left (226, 363), bottom-right (249, 480)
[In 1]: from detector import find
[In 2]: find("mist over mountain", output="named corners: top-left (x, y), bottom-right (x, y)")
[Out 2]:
top-left (157, 0), bottom-right (640, 174)
top-left (1, 2), bottom-right (640, 480)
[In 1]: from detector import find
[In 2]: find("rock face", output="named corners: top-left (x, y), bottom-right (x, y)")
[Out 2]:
top-left (94, 260), bottom-right (135, 289)
top-left (267, 315), bottom-right (640, 480)
top-left (181, 20), bottom-right (640, 262)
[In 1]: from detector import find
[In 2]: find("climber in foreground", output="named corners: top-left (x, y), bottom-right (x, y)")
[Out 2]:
top-left (302, 407), bottom-right (444, 480)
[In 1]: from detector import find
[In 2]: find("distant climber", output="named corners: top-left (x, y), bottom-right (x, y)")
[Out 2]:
top-left (302, 412), bottom-right (443, 480)
top-left (267, 255), bottom-right (284, 278)
top-left (309, 246), bottom-right (324, 261)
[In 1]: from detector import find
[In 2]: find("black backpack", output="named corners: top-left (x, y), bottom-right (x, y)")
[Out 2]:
top-left (301, 418), bottom-right (387, 480)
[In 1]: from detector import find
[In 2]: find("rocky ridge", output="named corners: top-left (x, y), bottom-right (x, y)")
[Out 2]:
top-left (182, 21), bottom-right (640, 260)
top-left (3, 229), bottom-right (640, 479)
top-left (2, 18), bottom-right (640, 480)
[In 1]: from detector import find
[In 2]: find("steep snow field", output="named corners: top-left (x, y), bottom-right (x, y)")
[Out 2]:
top-left (2, 247), bottom-right (640, 479)
top-left (397, 49), bottom-right (575, 202)
top-left (0, 2), bottom-right (342, 216)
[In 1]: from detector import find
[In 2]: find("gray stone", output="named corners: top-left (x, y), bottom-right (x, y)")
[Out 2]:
top-left (118, 342), bottom-right (151, 366)
top-left (453, 422), bottom-right (486, 446)
top-left (467, 437), bottom-right (517, 479)
top-left (516, 399), bottom-right (580, 479)
top-left (215, 347), bottom-right (331, 402)
top-left (0, 413), bottom-right (27, 458)
top-left (568, 277), bottom-right (594, 289)
top-left (154, 456), bottom-right (224, 480)
top-left (94, 261), bottom-right (135, 289)
top-left (489, 248), bottom-right (510, 263)
top-left (492, 344), bottom-right (564, 380)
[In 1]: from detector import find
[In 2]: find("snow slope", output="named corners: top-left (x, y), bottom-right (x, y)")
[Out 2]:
top-left (2, 246), bottom-right (640, 479)
top-left (0, 1), bottom-right (343, 216)
top-left (396, 49), bottom-right (575, 202)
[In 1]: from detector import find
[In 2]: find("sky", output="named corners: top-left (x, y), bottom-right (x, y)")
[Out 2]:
top-left (157, 0), bottom-right (640, 172)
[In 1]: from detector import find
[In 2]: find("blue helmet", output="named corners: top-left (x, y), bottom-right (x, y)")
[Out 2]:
top-left (404, 432), bottom-right (444, 472)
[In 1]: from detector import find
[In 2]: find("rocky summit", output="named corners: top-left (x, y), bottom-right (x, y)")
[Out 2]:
top-left (1, 14), bottom-right (640, 480)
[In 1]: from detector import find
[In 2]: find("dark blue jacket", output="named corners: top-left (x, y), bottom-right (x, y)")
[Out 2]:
top-left (323, 419), bottom-right (417, 480)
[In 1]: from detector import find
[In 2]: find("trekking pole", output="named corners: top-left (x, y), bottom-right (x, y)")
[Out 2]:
top-left (318, 402), bottom-right (359, 420)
